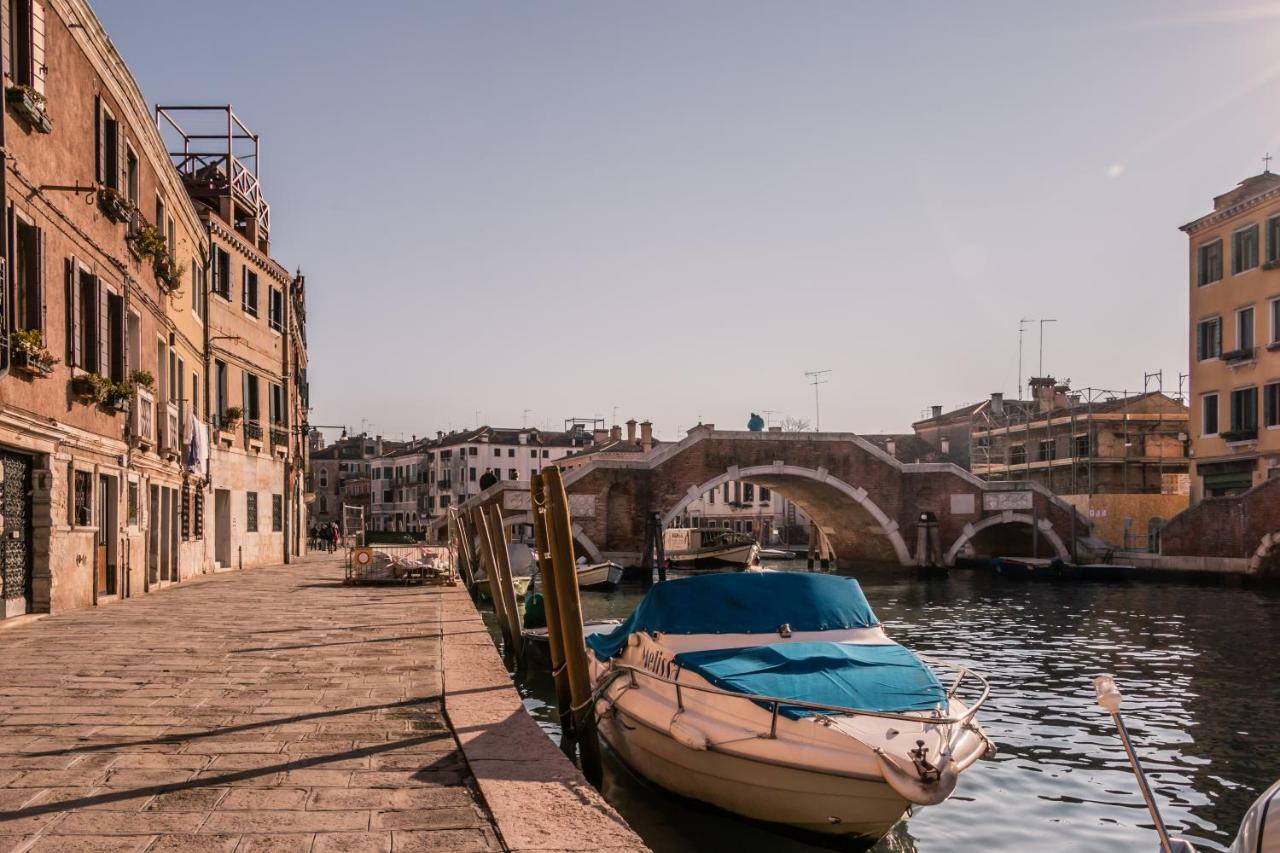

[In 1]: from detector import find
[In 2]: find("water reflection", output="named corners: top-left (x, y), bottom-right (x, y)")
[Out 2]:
top-left (487, 563), bottom-right (1280, 852)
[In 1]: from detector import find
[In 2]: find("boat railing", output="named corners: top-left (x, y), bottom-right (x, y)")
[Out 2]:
top-left (596, 655), bottom-right (990, 738)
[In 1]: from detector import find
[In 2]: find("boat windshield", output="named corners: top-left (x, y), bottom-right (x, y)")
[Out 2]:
top-left (587, 572), bottom-right (879, 661)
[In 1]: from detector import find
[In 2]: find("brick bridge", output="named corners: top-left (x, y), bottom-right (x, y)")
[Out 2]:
top-left (430, 427), bottom-right (1097, 568)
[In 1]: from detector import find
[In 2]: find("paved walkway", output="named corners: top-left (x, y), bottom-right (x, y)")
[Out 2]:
top-left (0, 556), bottom-right (501, 853)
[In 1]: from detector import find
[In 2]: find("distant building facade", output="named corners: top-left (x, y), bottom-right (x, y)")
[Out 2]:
top-left (1181, 171), bottom-right (1280, 501)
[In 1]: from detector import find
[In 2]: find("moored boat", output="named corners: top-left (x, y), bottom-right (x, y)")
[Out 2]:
top-left (662, 527), bottom-right (759, 568)
top-left (585, 572), bottom-right (995, 843)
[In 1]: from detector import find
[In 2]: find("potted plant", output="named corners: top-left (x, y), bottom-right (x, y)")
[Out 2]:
top-left (130, 369), bottom-right (155, 391)
top-left (11, 329), bottom-right (58, 376)
top-left (126, 222), bottom-right (166, 261)
top-left (71, 372), bottom-right (111, 403)
top-left (222, 406), bottom-right (243, 431)
top-left (97, 187), bottom-right (133, 224)
top-left (105, 380), bottom-right (134, 413)
top-left (153, 250), bottom-right (185, 292)
top-left (6, 84), bottom-right (52, 133)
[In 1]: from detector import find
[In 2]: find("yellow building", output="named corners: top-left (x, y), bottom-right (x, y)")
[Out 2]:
top-left (1181, 170), bottom-right (1280, 501)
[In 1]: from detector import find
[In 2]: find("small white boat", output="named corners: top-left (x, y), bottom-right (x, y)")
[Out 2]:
top-left (758, 547), bottom-right (797, 560)
top-left (586, 572), bottom-right (995, 843)
top-left (662, 527), bottom-right (759, 568)
top-left (574, 559), bottom-right (624, 591)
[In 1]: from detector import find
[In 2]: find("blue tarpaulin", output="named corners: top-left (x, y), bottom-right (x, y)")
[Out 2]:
top-left (673, 642), bottom-right (946, 719)
top-left (586, 572), bottom-right (879, 662)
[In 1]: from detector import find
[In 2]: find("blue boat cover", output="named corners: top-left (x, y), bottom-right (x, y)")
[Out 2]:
top-left (673, 642), bottom-right (946, 719)
top-left (586, 572), bottom-right (878, 662)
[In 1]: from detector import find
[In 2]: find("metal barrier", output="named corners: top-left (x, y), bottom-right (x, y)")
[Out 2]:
top-left (345, 544), bottom-right (455, 585)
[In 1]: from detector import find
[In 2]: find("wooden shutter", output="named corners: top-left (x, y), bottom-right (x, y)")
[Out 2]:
top-left (1214, 318), bottom-right (1222, 357)
top-left (31, 1), bottom-right (45, 96)
top-left (67, 259), bottom-right (82, 367)
top-left (241, 266), bottom-right (247, 310)
top-left (94, 96), bottom-right (103, 184)
top-left (0, 255), bottom-right (7, 371)
top-left (32, 225), bottom-right (44, 332)
top-left (96, 277), bottom-right (107, 374)
top-left (242, 369), bottom-right (249, 420)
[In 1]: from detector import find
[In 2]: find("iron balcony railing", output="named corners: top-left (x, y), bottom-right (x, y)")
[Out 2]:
top-left (270, 425), bottom-right (289, 448)
top-left (244, 421), bottom-right (263, 443)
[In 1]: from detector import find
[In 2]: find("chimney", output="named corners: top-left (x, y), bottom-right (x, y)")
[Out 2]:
top-left (592, 428), bottom-right (608, 444)
top-left (768, 425), bottom-right (782, 433)
top-left (886, 438), bottom-right (896, 456)
top-left (1029, 377), bottom-right (1058, 414)
top-left (931, 405), bottom-right (942, 419)
top-left (640, 420), bottom-right (653, 451)
top-left (991, 392), bottom-right (1004, 418)
top-left (626, 419), bottom-right (637, 443)
top-left (610, 424), bottom-right (622, 441)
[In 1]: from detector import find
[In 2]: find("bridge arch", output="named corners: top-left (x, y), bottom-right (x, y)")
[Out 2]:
top-left (661, 464), bottom-right (914, 566)
top-left (1248, 532), bottom-right (1280, 575)
top-left (944, 512), bottom-right (1070, 565)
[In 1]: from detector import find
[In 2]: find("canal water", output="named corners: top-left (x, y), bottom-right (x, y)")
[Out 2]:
top-left (482, 562), bottom-right (1280, 852)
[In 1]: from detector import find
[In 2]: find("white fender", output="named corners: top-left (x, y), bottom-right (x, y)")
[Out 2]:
top-left (669, 715), bottom-right (709, 751)
top-left (873, 748), bottom-right (958, 806)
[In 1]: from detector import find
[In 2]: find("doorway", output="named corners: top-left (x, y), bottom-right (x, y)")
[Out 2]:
top-left (0, 449), bottom-right (34, 618)
top-left (96, 474), bottom-right (118, 597)
top-left (214, 488), bottom-right (231, 567)
top-left (148, 484), bottom-right (160, 587)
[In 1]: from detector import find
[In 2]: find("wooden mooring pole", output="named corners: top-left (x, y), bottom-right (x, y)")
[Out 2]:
top-left (807, 523), bottom-right (818, 570)
top-left (531, 473), bottom-right (573, 738)
top-left (473, 507), bottom-right (513, 656)
top-left (542, 466), bottom-right (603, 785)
top-left (485, 505), bottom-right (524, 664)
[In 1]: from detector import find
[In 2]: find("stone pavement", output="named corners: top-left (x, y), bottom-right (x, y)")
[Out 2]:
top-left (0, 555), bottom-right (502, 852)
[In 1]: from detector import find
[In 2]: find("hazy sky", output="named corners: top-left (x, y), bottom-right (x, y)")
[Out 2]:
top-left (98, 1), bottom-right (1280, 442)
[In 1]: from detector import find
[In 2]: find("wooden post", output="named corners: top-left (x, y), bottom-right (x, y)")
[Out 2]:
top-left (473, 506), bottom-right (512, 654)
top-left (819, 529), bottom-right (831, 570)
top-left (653, 512), bottom-right (667, 583)
top-left (486, 505), bottom-right (524, 663)
top-left (542, 466), bottom-right (603, 785)
top-left (451, 512), bottom-right (475, 589)
top-left (531, 473), bottom-right (573, 737)
top-left (807, 523), bottom-right (817, 570)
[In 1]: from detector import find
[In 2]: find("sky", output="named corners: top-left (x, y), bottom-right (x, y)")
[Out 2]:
top-left (97, 1), bottom-right (1280, 442)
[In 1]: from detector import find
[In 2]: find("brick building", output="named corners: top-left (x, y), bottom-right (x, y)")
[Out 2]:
top-left (0, 0), bottom-right (309, 620)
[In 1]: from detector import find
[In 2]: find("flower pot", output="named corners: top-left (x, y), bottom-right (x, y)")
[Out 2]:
top-left (13, 350), bottom-right (54, 376)
top-left (71, 375), bottom-right (103, 402)
top-left (98, 190), bottom-right (132, 224)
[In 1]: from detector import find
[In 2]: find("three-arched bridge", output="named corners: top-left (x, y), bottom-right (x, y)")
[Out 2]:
top-left (429, 426), bottom-right (1099, 568)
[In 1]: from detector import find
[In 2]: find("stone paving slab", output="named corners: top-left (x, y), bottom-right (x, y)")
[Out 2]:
top-left (0, 556), bottom-right (502, 852)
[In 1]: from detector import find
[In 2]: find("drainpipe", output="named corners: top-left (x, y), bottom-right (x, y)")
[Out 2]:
top-left (281, 271), bottom-right (293, 565)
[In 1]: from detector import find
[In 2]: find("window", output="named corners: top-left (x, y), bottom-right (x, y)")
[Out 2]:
top-left (1197, 317), bottom-right (1222, 361)
top-left (272, 495), bottom-right (283, 532)
top-left (1272, 298), bottom-right (1280, 345)
top-left (268, 287), bottom-right (283, 332)
top-left (1229, 387), bottom-right (1258, 435)
top-left (1037, 439), bottom-right (1057, 461)
top-left (1233, 224), bottom-right (1259, 274)
top-left (469, 467), bottom-right (477, 482)
top-left (155, 197), bottom-right (167, 246)
top-left (1010, 444), bottom-right (1027, 465)
top-left (319, 470), bottom-right (328, 487)
top-left (760, 487), bottom-right (771, 501)
top-left (1073, 434), bottom-right (1091, 457)
top-left (9, 0), bottom-right (40, 90)
top-left (242, 370), bottom-right (261, 422)
top-left (542, 450), bottom-right (549, 458)
top-left (468, 447), bottom-right (478, 456)
top-left (708, 489), bottom-right (715, 505)
top-left (212, 246), bottom-right (231, 299)
top-left (191, 259), bottom-right (204, 321)
top-left (215, 360), bottom-right (228, 420)
top-left (66, 264), bottom-right (99, 370)
top-left (1198, 240), bottom-right (1223, 286)
top-left (742, 483), bottom-right (754, 502)
top-left (107, 291), bottom-right (124, 382)
top-left (1203, 393), bottom-right (1219, 437)
top-left (127, 481), bottom-right (139, 526)
top-left (242, 267), bottom-right (259, 316)
top-left (1266, 382), bottom-right (1280, 428)
top-left (509, 468), bottom-right (518, 480)
top-left (246, 492), bottom-right (258, 532)
top-left (13, 216), bottom-right (43, 333)
top-left (269, 382), bottom-right (284, 425)
top-left (1238, 306), bottom-right (1255, 351)
top-left (493, 447), bottom-right (501, 456)
top-left (97, 100), bottom-right (120, 191)
top-left (530, 449), bottom-right (537, 458)
top-left (1268, 217), bottom-right (1280, 265)
top-left (125, 147), bottom-right (139, 207)
top-left (508, 448), bottom-right (515, 457)
top-left (72, 469), bottom-right (92, 526)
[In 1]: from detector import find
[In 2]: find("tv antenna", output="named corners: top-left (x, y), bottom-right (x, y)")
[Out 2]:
top-left (804, 369), bottom-right (831, 432)
top-left (1038, 318), bottom-right (1057, 377)
top-left (522, 409), bottom-right (533, 428)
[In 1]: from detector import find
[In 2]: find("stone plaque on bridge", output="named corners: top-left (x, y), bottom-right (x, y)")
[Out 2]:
top-left (982, 491), bottom-right (1033, 511)
top-left (502, 490), bottom-right (596, 518)
top-left (949, 494), bottom-right (976, 515)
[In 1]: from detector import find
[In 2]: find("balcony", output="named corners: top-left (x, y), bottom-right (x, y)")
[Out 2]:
top-left (1222, 428), bottom-right (1258, 444)
top-left (270, 425), bottom-right (289, 456)
top-left (244, 421), bottom-right (264, 447)
top-left (1223, 347), bottom-right (1257, 366)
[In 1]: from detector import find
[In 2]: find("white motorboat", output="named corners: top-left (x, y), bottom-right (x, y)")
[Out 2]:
top-left (574, 558), bottom-right (624, 591)
top-left (586, 572), bottom-right (995, 843)
top-left (662, 527), bottom-right (759, 568)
